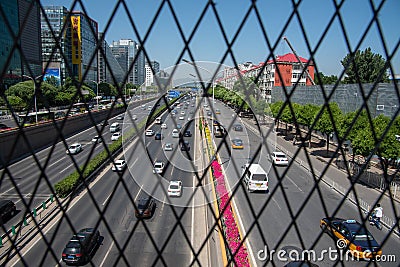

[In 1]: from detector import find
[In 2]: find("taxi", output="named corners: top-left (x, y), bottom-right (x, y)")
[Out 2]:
top-left (231, 138), bottom-right (244, 149)
top-left (320, 218), bottom-right (382, 259)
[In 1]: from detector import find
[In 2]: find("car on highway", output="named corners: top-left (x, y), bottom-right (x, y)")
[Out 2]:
top-left (110, 122), bottom-right (120, 133)
top-left (271, 151), bottom-right (289, 166)
top-left (172, 129), bottom-right (179, 138)
top-left (320, 218), bottom-right (382, 259)
top-left (153, 161), bottom-right (165, 174)
top-left (91, 135), bottom-right (102, 144)
top-left (180, 111), bottom-right (185, 115)
top-left (0, 200), bottom-right (16, 223)
top-left (179, 115), bottom-right (184, 120)
top-left (66, 143), bottom-right (83, 155)
top-left (177, 123), bottom-right (182, 129)
top-left (154, 132), bottom-right (163, 140)
top-left (183, 130), bottom-right (192, 137)
top-left (168, 180), bottom-right (182, 197)
top-left (145, 129), bottom-right (155, 136)
top-left (180, 140), bottom-right (190, 151)
top-left (112, 159), bottom-right (127, 172)
top-left (111, 132), bottom-right (121, 141)
top-left (132, 115), bottom-right (137, 120)
top-left (215, 108), bottom-right (221, 114)
top-left (135, 197), bottom-right (156, 219)
top-left (155, 117), bottom-right (162, 124)
top-left (117, 115), bottom-right (124, 120)
top-left (231, 138), bottom-right (244, 149)
top-left (62, 228), bottom-right (100, 265)
top-left (213, 120), bottom-right (220, 126)
top-left (206, 111), bottom-right (212, 116)
top-left (161, 123), bottom-right (168, 129)
top-left (233, 124), bottom-right (243, 131)
top-left (164, 143), bottom-right (173, 151)
top-left (0, 124), bottom-right (11, 131)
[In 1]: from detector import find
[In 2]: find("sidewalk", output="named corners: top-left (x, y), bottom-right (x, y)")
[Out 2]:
top-left (244, 119), bottom-right (399, 235)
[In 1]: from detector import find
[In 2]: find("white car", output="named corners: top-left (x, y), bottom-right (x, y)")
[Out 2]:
top-left (172, 129), bottom-right (179, 138)
top-left (161, 123), bottom-right (168, 129)
top-left (179, 116), bottom-right (184, 120)
top-left (145, 129), bottom-right (155, 136)
top-left (164, 143), bottom-right (173, 151)
top-left (66, 143), bottom-right (82, 154)
top-left (91, 135), bottom-right (102, 143)
top-left (132, 115), bottom-right (137, 120)
top-left (168, 180), bottom-right (182, 197)
top-left (112, 159), bottom-right (127, 172)
top-left (111, 132), bottom-right (121, 141)
top-left (153, 161), bottom-right (165, 174)
top-left (271, 151), bottom-right (289, 166)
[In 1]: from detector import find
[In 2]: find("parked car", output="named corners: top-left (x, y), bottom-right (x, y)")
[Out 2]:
top-left (145, 129), bottom-right (155, 136)
top-left (61, 228), bottom-right (100, 265)
top-left (66, 143), bottom-right (83, 155)
top-left (111, 132), bottom-right (121, 141)
top-left (153, 161), bottom-right (165, 174)
top-left (168, 180), bottom-right (182, 197)
top-left (0, 200), bottom-right (16, 223)
top-left (112, 159), bottom-right (127, 172)
top-left (135, 197), bottom-right (156, 219)
top-left (271, 151), bottom-right (289, 166)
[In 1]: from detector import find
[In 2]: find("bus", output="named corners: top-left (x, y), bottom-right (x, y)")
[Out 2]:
top-left (18, 111), bottom-right (55, 124)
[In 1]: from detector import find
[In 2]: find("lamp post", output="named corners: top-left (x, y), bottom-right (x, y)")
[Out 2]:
top-left (92, 80), bottom-right (101, 110)
top-left (182, 59), bottom-right (215, 137)
top-left (23, 74), bottom-right (42, 124)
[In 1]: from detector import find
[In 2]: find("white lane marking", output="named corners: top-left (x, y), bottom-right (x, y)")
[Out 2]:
top-left (286, 175), bottom-right (303, 192)
top-left (272, 196), bottom-right (282, 210)
top-left (48, 157), bottom-right (65, 168)
top-left (190, 175), bottom-right (195, 263)
top-left (59, 163), bottom-right (74, 173)
top-left (99, 240), bottom-right (115, 267)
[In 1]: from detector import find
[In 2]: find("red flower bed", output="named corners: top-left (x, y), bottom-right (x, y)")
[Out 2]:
top-left (211, 159), bottom-right (250, 266)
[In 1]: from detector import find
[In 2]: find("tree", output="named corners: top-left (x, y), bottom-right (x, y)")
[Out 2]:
top-left (315, 102), bottom-right (343, 152)
top-left (341, 47), bottom-right (389, 84)
top-left (314, 72), bottom-right (339, 85)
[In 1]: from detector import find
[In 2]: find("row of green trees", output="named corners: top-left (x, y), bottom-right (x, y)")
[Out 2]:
top-left (1, 78), bottom-right (142, 111)
top-left (270, 101), bottom-right (400, 166)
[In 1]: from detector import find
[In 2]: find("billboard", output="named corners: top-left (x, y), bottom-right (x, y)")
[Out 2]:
top-left (43, 68), bottom-right (61, 86)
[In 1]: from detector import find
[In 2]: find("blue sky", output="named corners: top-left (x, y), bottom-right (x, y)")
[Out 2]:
top-left (41, 0), bottom-right (399, 76)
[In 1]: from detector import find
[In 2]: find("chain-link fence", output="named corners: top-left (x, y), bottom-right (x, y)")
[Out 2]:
top-left (1, 0), bottom-right (399, 266)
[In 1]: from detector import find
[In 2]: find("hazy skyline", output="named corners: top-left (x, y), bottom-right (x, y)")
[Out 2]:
top-left (41, 0), bottom-right (399, 76)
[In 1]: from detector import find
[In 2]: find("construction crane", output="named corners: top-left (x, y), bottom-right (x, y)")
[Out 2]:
top-left (282, 36), bottom-right (315, 85)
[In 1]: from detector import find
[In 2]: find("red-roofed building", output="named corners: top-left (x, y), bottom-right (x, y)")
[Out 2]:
top-left (218, 53), bottom-right (315, 102)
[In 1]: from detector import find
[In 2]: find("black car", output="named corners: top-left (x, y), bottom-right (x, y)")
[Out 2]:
top-left (233, 124), bottom-right (243, 131)
top-left (183, 130), bottom-right (192, 137)
top-left (62, 228), bottom-right (100, 265)
top-left (135, 197), bottom-right (156, 219)
top-left (0, 200), bottom-right (16, 223)
top-left (180, 140), bottom-right (190, 151)
top-left (155, 132), bottom-right (163, 140)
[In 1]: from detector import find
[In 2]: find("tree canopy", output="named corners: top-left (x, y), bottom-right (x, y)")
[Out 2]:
top-left (341, 47), bottom-right (389, 84)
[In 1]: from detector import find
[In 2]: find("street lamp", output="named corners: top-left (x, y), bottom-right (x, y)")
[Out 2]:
top-left (182, 59), bottom-right (215, 137)
top-left (23, 74), bottom-right (43, 124)
top-left (92, 80), bottom-right (101, 110)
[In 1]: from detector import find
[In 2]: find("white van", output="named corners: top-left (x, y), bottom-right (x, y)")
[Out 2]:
top-left (242, 163), bottom-right (269, 192)
top-left (110, 122), bottom-right (120, 133)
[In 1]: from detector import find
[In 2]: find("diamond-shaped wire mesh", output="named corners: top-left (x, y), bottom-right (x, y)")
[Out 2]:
top-left (0, 0), bottom-right (399, 266)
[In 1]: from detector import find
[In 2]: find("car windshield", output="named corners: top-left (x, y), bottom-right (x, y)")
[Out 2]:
top-left (66, 240), bottom-right (81, 249)
top-left (138, 199), bottom-right (150, 209)
top-left (353, 234), bottom-right (374, 241)
top-left (155, 163), bottom-right (162, 168)
top-left (276, 154), bottom-right (286, 158)
top-left (252, 174), bottom-right (267, 181)
top-left (170, 185), bottom-right (179, 190)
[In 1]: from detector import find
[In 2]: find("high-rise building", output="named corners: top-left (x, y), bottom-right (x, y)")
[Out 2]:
top-left (110, 39), bottom-right (145, 86)
top-left (68, 11), bottom-right (98, 83)
top-left (1, 0), bottom-right (42, 86)
top-left (41, 5), bottom-right (70, 85)
top-left (98, 32), bottom-right (125, 84)
top-left (144, 60), bottom-right (160, 87)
